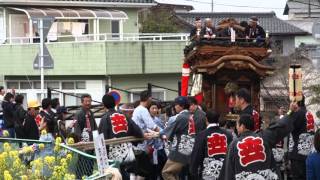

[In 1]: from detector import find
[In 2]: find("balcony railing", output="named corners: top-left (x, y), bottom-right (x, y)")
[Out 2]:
top-left (3, 33), bottom-right (190, 45)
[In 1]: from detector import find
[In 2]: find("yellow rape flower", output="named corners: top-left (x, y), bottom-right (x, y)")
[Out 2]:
top-left (66, 153), bottom-right (72, 161)
top-left (41, 129), bottom-right (47, 136)
top-left (26, 146), bottom-right (33, 153)
top-left (2, 130), bottom-right (9, 137)
top-left (21, 146), bottom-right (28, 154)
top-left (13, 158), bottom-right (22, 169)
top-left (44, 156), bottom-right (55, 166)
top-left (60, 158), bottom-right (67, 164)
top-left (3, 170), bottom-right (12, 180)
top-left (34, 169), bottom-right (41, 177)
top-left (67, 137), bottom-right (74, 145)
top-left (2, 152), bottom-right (8, 158)
top-left (64, 173), bottom-right (76, 180)
top-left (21, 175), bottom-right (28, 180)
top-left (3, 142), bottom-right (11, 152)
top-left (39, 143), bottom-right (45, 151)
top-left (9, 150), bottom-right (19, 158)
top-left (54, 145), bottom-right (60, 153)
top-left (55, 137), bottom-right (62, 144)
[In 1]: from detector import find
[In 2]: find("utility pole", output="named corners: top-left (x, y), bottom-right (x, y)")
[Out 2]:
top-left (38, 19), bottom-right (45, 100)
top-left (211, 0), bottom-right (214, 12)
top-left (308, 0), bottom-right (311, 17)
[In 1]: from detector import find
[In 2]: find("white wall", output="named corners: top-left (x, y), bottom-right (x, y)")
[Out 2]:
top-left (7, 79), bottom-right (105, 107)
top-left (85, 80), bottom-right (106, 105)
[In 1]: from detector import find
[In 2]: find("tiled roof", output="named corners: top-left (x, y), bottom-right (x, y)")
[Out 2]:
top-left (0, 0), bottom-right (156, 8)
top-left (284, 0), bottom-right (320, 15)
top-left (55, 0), bottom-right (154, 2)
top-left (176, 12), bottom-right (308, 35)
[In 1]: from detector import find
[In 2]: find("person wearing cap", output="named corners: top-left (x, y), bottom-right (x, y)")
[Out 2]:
top-left (201, 18), bottom-right (216, 40)
top-left (190, 17), bottom-right (202, 41)
top-left (224, 103), bottom-right (298, 180)
top-left (245, 16), bottom-right (266, 43)
top-left (161, 96), bottom-right (194, 180)
top-left (23, 99), bottom-right (40, 140)
top-left (190, 110), bottom-right (233, 180)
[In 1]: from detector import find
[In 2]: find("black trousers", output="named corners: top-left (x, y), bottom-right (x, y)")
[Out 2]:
top-left (290, 159), bottom-right (306, 180)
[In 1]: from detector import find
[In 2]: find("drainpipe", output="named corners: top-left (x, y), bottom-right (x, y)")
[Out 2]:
top-left (29, 18), bottom-right (33, 43)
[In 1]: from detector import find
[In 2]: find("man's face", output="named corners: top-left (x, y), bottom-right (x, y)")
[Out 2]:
top-left (235, 96), bottom-right (244, 109)
top-left (0, 89), bottom-right (5, 95)
top-left (230, 21), bottom-right (235, 28)
top-left (82, 97), bottom-right (92, 110)
top-left (278, 107), bottom-right (285, 115)
top-left (174, 104), bottom-right (183, 113)
top-left (189, 104), bottom-right (197, 113)
top-left (207, 20), bottom-right (213, 27)
top-left (249, 21), bottom-right (257, 27)
top-left (195, 21), bottom-right (202, 28)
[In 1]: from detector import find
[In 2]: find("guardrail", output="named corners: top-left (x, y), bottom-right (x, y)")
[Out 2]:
top-left (0, 137), bottom-right (116, 179)
top-left (4, 33), bottom-right (190, 45)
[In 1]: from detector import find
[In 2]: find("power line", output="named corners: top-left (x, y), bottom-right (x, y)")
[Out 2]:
top-left (187, 0), bottom-right (285, 9)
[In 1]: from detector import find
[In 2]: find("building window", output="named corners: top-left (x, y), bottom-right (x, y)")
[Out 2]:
top-left (20, 82), bottom-right (32, 89)
top-left (111, 20), bottom-right (120, 38)
top-left (47, 81), bottom-right (59, 89)
top-left (33, 81), bottom-right (41, 89)
top-left (75, 93), bottom-right (85, 105)
top-left (129, 89), bottom-right (166, 102)
top-left (62, 82), bottom-right (75, 90)
top-left (7, 82), bottom-right (19, 89)
top-left (76, 81), bottom-right (86, 89)
top-left (273, 40), bottom-right (283, 54)
top-left (37, 93), bottom-right (59, 103)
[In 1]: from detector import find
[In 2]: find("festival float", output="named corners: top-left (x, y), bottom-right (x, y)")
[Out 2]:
top-left (182, 18), bottom-right (274, 120)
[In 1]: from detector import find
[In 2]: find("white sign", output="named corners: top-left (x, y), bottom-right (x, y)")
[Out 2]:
top-left (93, 130), bottom-right (109, 175)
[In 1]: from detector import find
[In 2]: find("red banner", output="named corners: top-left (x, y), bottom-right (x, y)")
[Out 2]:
top-left (181, 63), bottom-right (190, 96)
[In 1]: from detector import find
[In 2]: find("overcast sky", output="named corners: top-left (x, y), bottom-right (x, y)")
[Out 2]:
top-left (158, 0), bottom-right (288, 19)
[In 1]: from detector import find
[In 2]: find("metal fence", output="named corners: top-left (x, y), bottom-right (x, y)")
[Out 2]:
top-left (6, 33), bottom-right (189, 45)
top-left (0, 137), bottom-right (116, 180)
